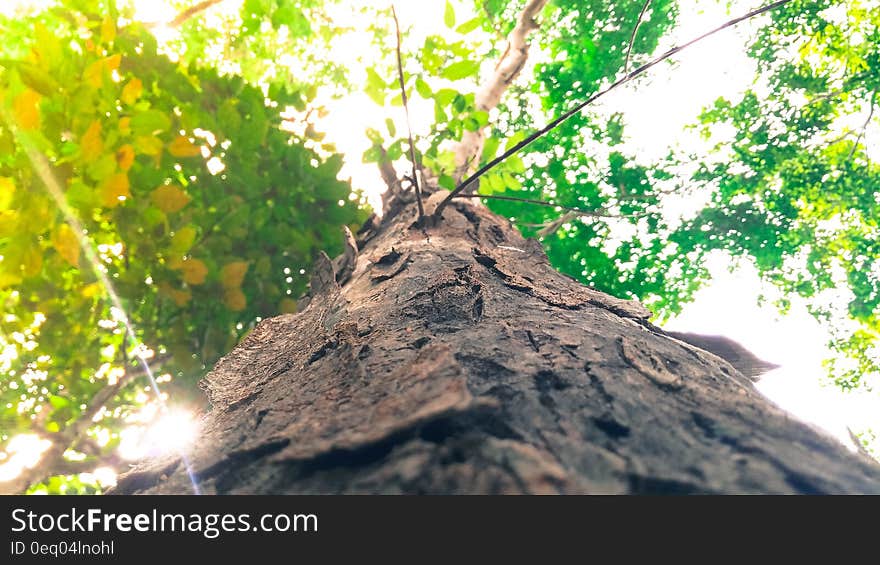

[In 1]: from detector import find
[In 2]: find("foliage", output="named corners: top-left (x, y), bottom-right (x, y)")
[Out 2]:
top-left (0, 0), bottom-right (365, 492)
top-left (678, 0), bottom-right (880, 388)
top-left (2, 0), bottom-right (879, 493)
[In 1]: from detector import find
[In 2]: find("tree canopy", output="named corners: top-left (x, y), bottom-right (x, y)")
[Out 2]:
top-left (0, 0), bottom-right (877, 493)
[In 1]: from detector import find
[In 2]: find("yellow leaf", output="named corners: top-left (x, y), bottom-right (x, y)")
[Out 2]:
top-left (158, 282), bottom-right (191, 306)
top-left (101, 16), bottom-right (116, 44)
top-left (121, 78), bottom-right (142, 106)
top-left (179, 258), bottom-right (208, 285)
top-left (116, 144), bottom-right (135, 171)
top-left (0, 177), bottom-right (15, 210)
top-left (105, 53), bottom-right (122, 72)
top-left (13, 89), bottom-right (41, 130)
top-left (151, 184), bottom-right (191, 213)
top-left (84, 54), bottom-right (122, 87)
top-left (170, 288), bottom-right (191, 306)
top-left (224, 287), bottom-right (247, 311)
top-left (0, 270), bottom-right (23, 289)
top-left (80, 120), bottom-right (103, 163)
top-left (0, 210), bottom-right (18, 238)
top-left (279, 298), bottom-right (298, 314)
top-left (134, 135), bottom-right (163, 156)
top-left (221, 261), bottom-right (249, 289)
top-left (100, 173), bottom-right (131, 207)
top-left (168, 135), bottom-right (202, 158)
top-left (81, 282), bottom-right (103, 298)
top-left (170, 226), bottom-right (197, 253)
top-left (52, 224), bottom-right (80, 267)
top-left (119, 117), bottom-right (131, 135)
top-left (22, 245), bottom-right (42, 277)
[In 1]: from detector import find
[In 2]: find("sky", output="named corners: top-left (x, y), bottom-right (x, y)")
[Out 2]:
top-left (1, 0), bottom-right (877, 484)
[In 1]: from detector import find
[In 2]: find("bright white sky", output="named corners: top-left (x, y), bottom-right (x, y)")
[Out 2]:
top-left (2, 0), bottom-right (877, 486)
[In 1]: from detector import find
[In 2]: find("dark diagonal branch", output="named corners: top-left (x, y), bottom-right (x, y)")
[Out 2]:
top-left (452, 192), bottom-right (632, 219)
top-left (432, 0), bottom-right (795, 221)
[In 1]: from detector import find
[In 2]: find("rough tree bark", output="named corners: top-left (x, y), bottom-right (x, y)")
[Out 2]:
top-left (114, 188), bottom-right (880, 494)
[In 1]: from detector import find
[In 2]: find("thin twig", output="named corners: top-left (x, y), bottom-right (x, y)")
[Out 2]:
top-left (144, 0), bottom-right (224, 28)
top-left (624, 0), bottom-right (652, 75)
top-left (848, 90), bottom-right (876, 162)
top-left (391, 5), bottom-right (424, 220)
top-left (432, 0), bottom-right (795, 220)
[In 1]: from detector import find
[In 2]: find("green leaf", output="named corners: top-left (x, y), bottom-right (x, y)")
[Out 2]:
top-left (444, 1), bottom-right (455, 28)
top-left (438, 173), bottom-right (455, 190)
top-left (131, 109), bottom-right (172, 136)
top-left (415, 76), bottom-right (432, 99)
top-left (364, 67), bottom-right (387, 105)
top-left (456, 17), bottom-right (482, 34)
top-left (441, 60), bottom-right (480, 81)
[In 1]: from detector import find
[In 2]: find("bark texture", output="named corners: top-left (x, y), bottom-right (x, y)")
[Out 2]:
top-left (114, 189), bottom-right (880, 494)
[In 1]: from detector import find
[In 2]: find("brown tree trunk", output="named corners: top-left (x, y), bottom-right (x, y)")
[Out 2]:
top-left (114, 189), bottom-right (880, 494)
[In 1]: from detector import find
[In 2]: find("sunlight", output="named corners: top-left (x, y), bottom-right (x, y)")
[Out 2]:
top-left (118, 408), bottom-right (199, 460)
top-left (1, 0), bottom-right (877, 497)
top-left (0, 434), bottom-right (51, 482)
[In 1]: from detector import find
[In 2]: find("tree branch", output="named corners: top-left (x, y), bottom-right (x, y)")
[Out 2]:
top-left (143, 0), bottom-right (227, 29)
top-left (848, 90), bottom-right (876, 162)
top-left (624, 0), bottom-right (653, 74)
top-left (0, 358), bottom-right (167, 494)
top-left (452, 0), bottom-right (549, 185)
top-left (391, 6), bottom-right (424, 220)
top-left (452, 192), bottom-right (628, 219)
top-left (433, 0), bottom-right (795, 221)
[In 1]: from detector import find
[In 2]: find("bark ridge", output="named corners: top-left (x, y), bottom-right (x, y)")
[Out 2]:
top-left (114, 190), bottom-right (880, 494)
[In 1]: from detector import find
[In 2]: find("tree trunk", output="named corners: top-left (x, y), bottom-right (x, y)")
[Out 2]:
top-left (114, 189), bottom-right (880, 494)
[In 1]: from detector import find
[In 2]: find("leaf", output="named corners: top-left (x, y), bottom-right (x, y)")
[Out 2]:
top-left (52, 224), bottom-right (80, 267)
top-left (438, 174), bottom-right (455, 190)
top-left (441, 60), bottom-right (480, 81)
top-left (224, 287), bottom-right (247, 311)
top-left (80, 120), bottom-right (104, 163)
top-left (101, 16), bottom-right (116, 44)
top-left (33, 23), bottom-right (61, 67)
top-left (170, 226), bottom-right (197, 253)
top-left (456, 17), bottom-right (482, 34)
top-left (131, 110), bottom-right (171, 136)
top-left (444, 1), bottom-right (455, 28)
top-left (168, 135), bottom-right (202, 158)
top-left (0, 177), bottom-right (15, 210)
top-left (17, 63), bottom-right (60, 96)
top-left (364, 67), bottom-right (387, 105)
top-left (151, 185), bottom-right (191, 213)
top-left (100, 173), bottom-right (131, 208)
top-left (160, 283), bottom-right (192, 306)
top-left (21, 244), bottom-right (43, 277)
top-left (121, 78), bottom-right (142, 106)
top-left (134, 135), bottom-right (164, 156)
top-left (84, 54), bottom-right (122, 87)
top-left (13, 89), bottom-right (41, 130)
top-left (81, 282), bottom-right (102, 298)
top-left (116, 144), bottom-right (135, 171)
top-left (221, 261), bottom-right (249, 288)
top-left (178, 258), bottom-right (208, 285)
top-left (415, 76), bottom-right (432, 99)
top-left (0, 270), bottom-right (22, 289)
